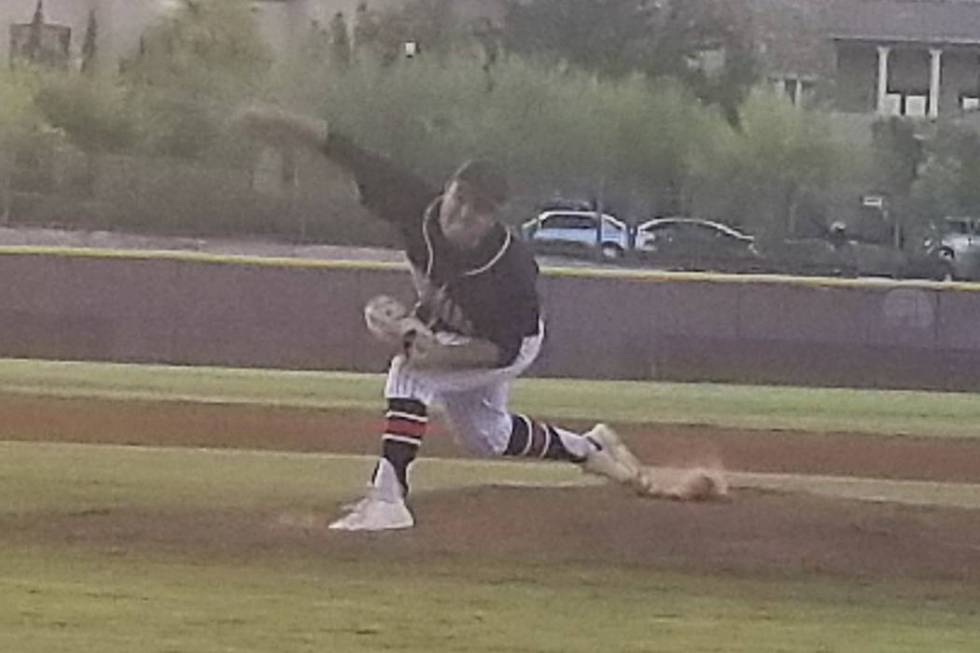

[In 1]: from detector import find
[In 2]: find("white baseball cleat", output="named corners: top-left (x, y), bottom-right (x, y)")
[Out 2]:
top-left (328, 492), bottom-right (415, 531)
top-left (581, 423), bottom-right (644, 487)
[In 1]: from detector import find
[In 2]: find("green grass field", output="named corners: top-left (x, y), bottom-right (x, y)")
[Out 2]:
top-left (2, 442), bottom-right (979, 653)
top-left (2, 358), bottom-right (979, 438)
top-left (2, 359), bottom-right (980, 652)
top-left (5, 547), bottom-right (979, 653)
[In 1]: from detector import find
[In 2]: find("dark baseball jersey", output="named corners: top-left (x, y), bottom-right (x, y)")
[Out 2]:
top-left (322, 134), bottom-right (541, 366)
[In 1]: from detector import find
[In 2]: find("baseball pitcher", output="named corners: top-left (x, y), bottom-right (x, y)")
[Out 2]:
top-left (237, 106), bottom-right (663, 531)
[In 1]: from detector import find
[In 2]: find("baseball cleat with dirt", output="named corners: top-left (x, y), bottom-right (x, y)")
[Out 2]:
top-left (637, 467), bottom-right (729, 501)
top-left (328, 492), bottom-right (415, 531)
top-left (668, 468), bottom-right (728, 501)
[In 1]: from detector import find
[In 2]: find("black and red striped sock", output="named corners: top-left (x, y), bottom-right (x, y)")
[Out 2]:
top-left (502, 414), bottom-right (587, 463)
top-left (379, 398), bottom-right (428, 495)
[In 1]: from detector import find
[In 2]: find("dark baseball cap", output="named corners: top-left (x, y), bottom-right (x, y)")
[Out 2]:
top-left (451, 159), bottom-right (508, 209)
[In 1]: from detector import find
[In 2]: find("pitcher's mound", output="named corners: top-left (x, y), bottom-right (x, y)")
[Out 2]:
top-left (392, 484), bottom-right (980, 581)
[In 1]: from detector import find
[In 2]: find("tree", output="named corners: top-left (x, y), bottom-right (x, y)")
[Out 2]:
top-left (503, 0), bottom-right (653, 76)
top-left (871, 118), bottom-right (923, 198)
top-left (651, 0), bottom-right (758, 128)
top-left (121, 0), bottom-right (271, 159)
top-left (868, 118), bottom-right (926, 248)
top-left (352, 2), bottom-right (380, 58)
top-left (909, 123), bottom-right (980, 242)
top-left (124, 0), bottom-right (269, 92)
top-left (35, 73), bottom-right (137, 155)
top-left (356, 0), bottom-right (462, 63)
top-left (689, 88), bottom-right (851, 241)
top-left (34, 71), bottom-right (139, 197)
top-left (26, 0), bottom-right (44, 63)
top-left (298, 19), bottom-right (330, 65)
top-left (472, 18), bottom-right (502, 91)
top-left (0, 69), bottom-right (44, 222)
top-left (502, 0), bottom-right (758, 125)
top-left (292, 54), bottom-right (717, 217)
top-left (80, 9), bottom-right (98, 75)
top-left (329, 12), bottom-right (352, 67)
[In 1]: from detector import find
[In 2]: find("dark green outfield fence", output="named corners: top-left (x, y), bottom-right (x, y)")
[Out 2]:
top-left (1, 249), bottom-right (978, 391)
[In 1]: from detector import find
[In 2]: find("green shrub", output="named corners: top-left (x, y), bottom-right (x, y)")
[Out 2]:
top-left (689, 88), bottom-right (858, 239)
top-left (34, 72), bottom-right (138, 154)
top-left (277, 54), bottom-right (722, 220)
top-left (120, 0), bottom-right (271, 163)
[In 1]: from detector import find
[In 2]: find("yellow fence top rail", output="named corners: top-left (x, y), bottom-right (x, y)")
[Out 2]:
top-left (2, 245), bottom-right (980, 292)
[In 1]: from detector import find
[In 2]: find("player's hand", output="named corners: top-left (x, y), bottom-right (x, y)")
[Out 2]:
top-left (364, 295), bottom-right (436, 355)
top-left (404, 334), bottom-right (500, 370)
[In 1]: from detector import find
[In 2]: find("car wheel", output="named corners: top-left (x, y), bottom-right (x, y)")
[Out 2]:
top-left (599, 243), bottom-right (623, 260)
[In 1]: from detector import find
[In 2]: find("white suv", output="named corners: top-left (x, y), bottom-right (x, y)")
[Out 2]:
top-left (520, 210), bottom-right (631, 261)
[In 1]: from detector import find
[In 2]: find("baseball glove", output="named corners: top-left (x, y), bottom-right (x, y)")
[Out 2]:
top-left (364, 295), bottom-right (434, 351)
top-left (363, 296), bottom-right (499, 368)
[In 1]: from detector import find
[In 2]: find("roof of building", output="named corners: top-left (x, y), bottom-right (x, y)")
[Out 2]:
top-left (749, 0), bottom-right (838, 77)
top-left (828, 0), bottom-right (980, 45)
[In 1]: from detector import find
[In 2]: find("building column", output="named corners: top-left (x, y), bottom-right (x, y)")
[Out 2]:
top-left (929, 47), bottom-right (943, 118)
top-left (877, 45), bottom-right (892, 115)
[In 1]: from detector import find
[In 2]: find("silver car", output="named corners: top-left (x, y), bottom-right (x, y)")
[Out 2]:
top-left (634, 217), bottom-right (764, 272)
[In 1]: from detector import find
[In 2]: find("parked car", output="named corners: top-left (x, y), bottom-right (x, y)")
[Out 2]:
top-left (634, 217), bottom-right (764, 272)
top-left (749, 220), bottom-right (950, 280)
top-left (932, 216), bottom-right (980, 280)
top-left (764, 235), bottom-right (953, 280)
top-left (520, 210), bottom-right (631, 261)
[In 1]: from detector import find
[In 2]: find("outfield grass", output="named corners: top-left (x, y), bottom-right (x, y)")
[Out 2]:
top-left (1, 358), bottom-right (979, 438)
top-left (0, 442), bottom-right (585, 513)
top-left (1, 442), bottom-right (979, 653)
top-left (4, 547), bottom-right (980, 653)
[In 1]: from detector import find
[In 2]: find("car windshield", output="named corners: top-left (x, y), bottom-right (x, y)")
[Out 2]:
top-left (641, 220), bottom-right (750, 242)
top-left (542, 215), bottom-right (595, 230)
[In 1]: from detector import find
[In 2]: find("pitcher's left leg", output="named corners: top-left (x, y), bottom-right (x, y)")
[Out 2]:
top-left (440, 384), bottom-right (641, 485)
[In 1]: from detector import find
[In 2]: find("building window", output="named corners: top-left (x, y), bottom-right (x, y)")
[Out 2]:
top-left (769, 76), bottom-right (816, 107)
top-left (905, 95), bottom-right (928, 118)
top-left (884, 91), bottom-right (930, 117)
top-left (883, 93), bottom-right (902, 116)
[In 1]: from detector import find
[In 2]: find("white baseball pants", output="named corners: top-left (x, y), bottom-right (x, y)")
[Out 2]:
top-left (384, 327), bottom-right (543, 456)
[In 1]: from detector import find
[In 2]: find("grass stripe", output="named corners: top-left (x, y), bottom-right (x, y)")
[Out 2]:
top-left (3, 441), bottom-right (979, 510)
top-left (1, 358), bottom-right (979, 439)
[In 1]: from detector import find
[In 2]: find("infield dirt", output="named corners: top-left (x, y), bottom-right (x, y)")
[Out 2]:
top-left (4, 392), bottom-right (980, 584)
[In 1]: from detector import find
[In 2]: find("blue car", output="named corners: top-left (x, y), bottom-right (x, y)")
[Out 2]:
top-left (520, 210), bottom-right (631, 261)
